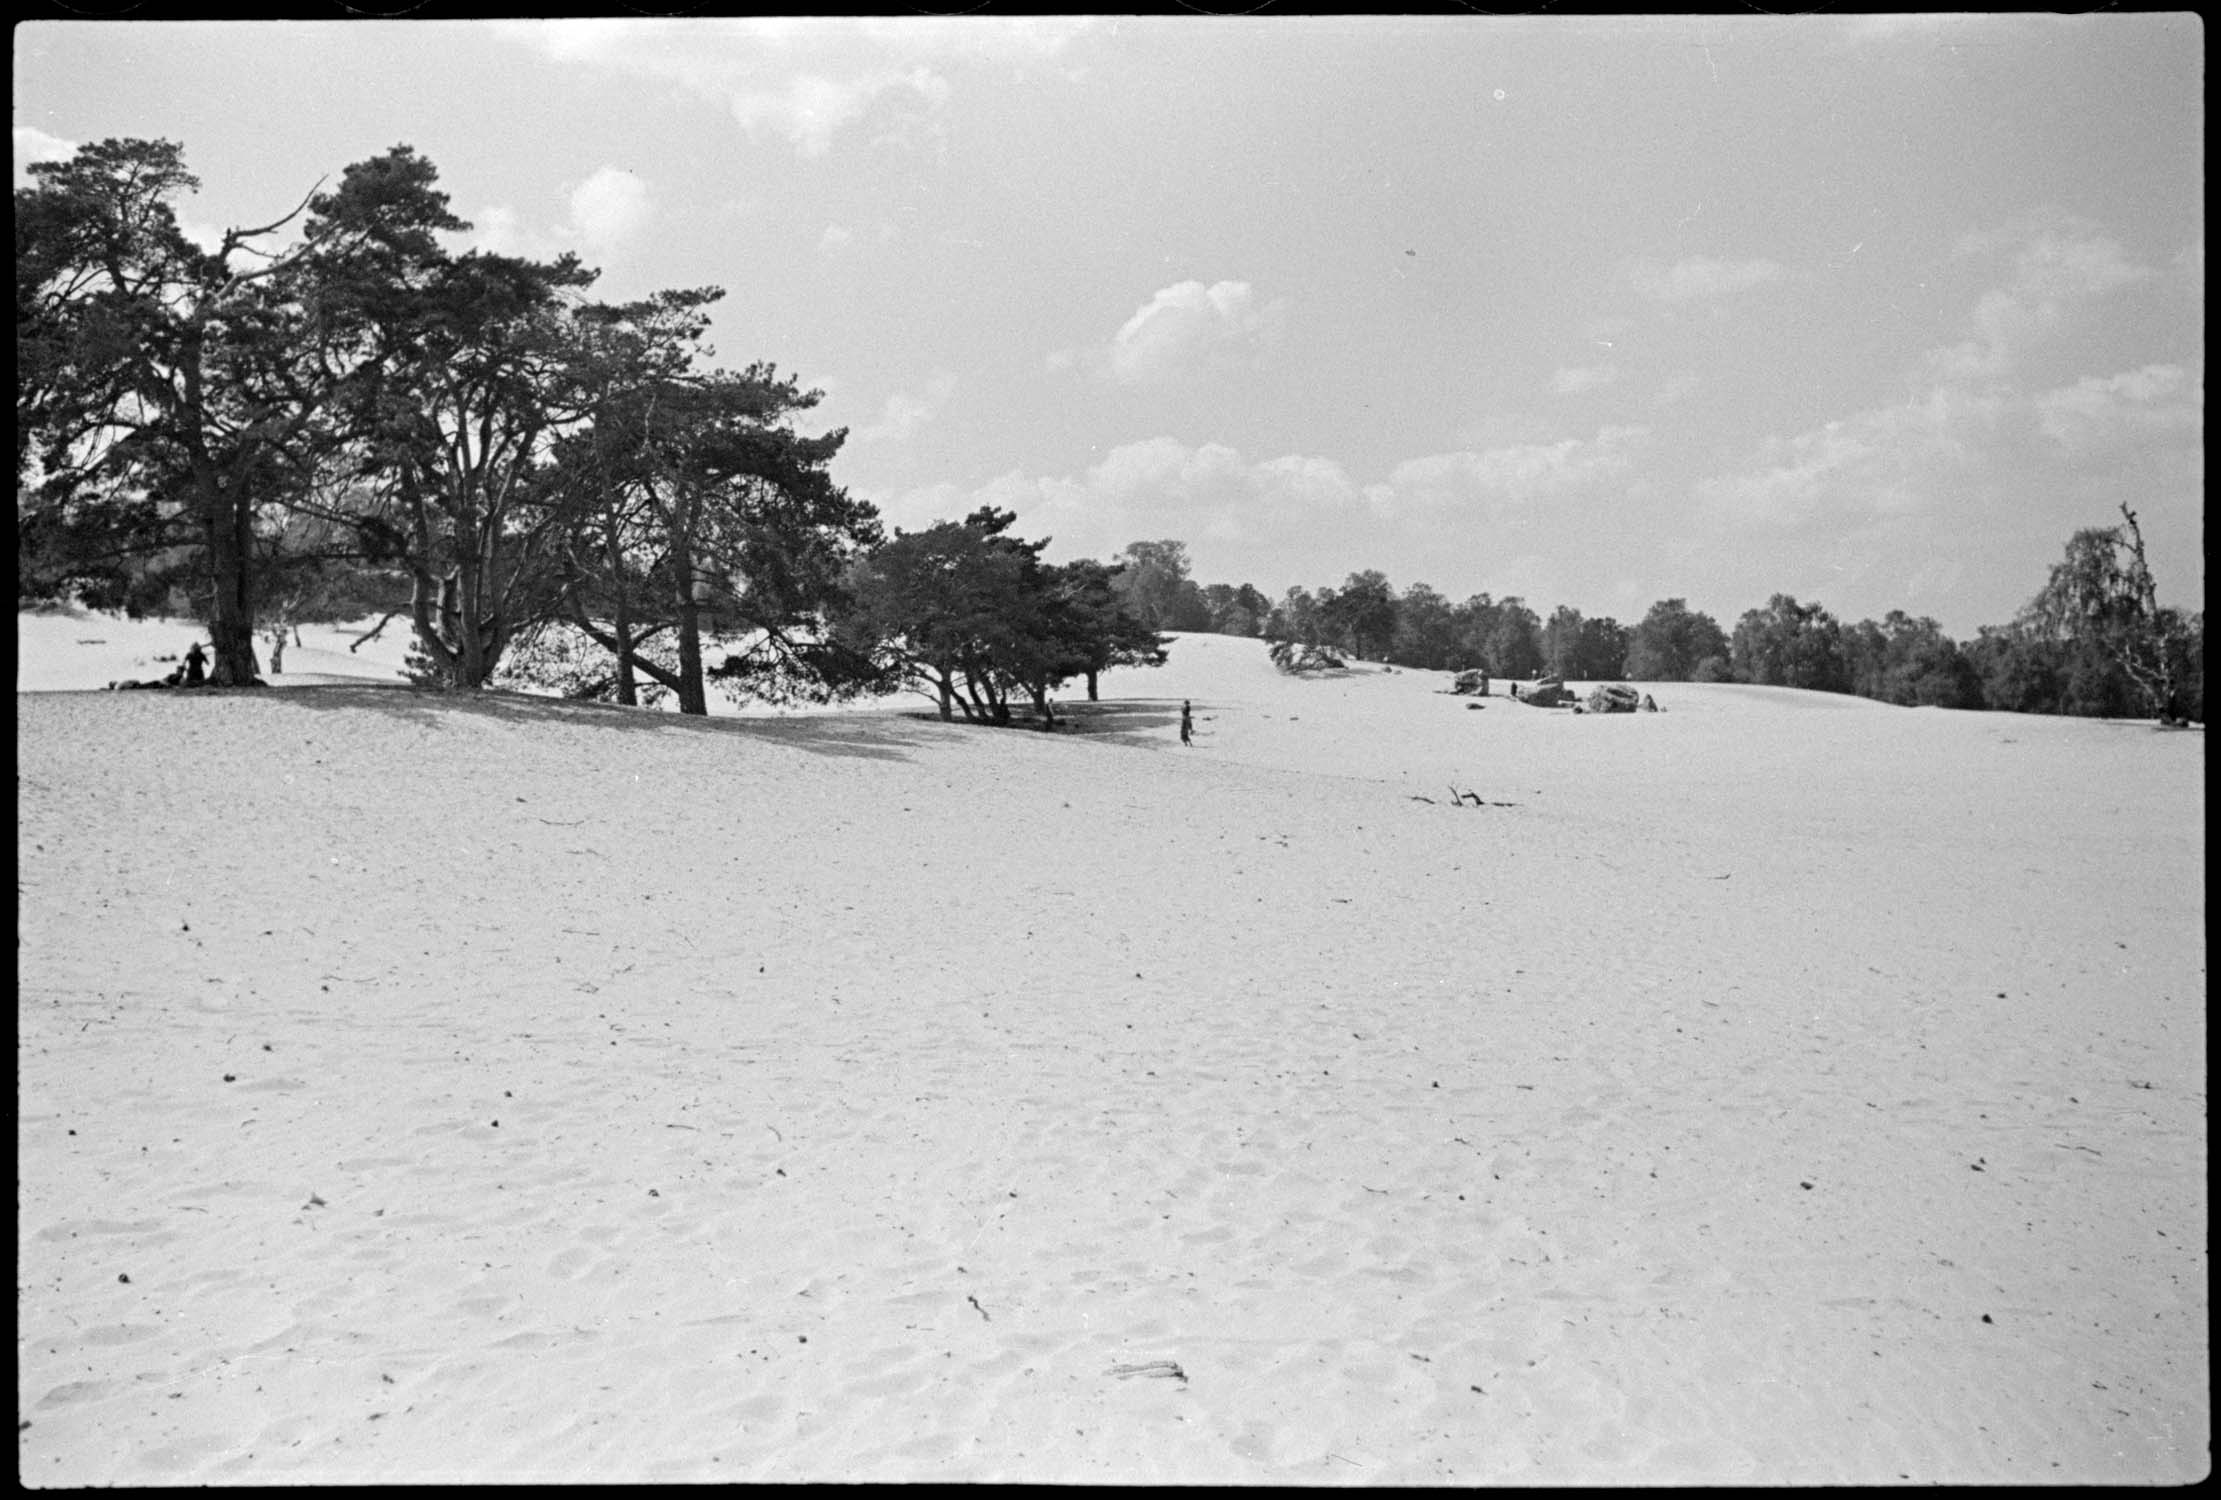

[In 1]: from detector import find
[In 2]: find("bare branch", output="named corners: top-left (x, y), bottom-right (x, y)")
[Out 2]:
top-left (219, 176), bottom-right (327, 261)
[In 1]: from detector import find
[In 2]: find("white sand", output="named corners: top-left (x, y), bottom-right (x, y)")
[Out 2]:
top-left (16, 616), bottom-right (2209, 1484)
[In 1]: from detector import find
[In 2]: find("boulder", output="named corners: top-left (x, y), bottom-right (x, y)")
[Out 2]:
top-left (1586, 682), bottom-right (1642, 714)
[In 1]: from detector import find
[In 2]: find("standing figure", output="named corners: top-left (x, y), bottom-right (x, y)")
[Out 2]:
top-left (1179, 700), bottom-right (1194, 746)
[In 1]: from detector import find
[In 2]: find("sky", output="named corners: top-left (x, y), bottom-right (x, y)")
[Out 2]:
top-left (14, 14), bottom-right (2206, 637)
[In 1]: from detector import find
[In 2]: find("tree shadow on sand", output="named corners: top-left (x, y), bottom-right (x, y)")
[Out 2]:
top-left (1050, 699), bottom-right (1186, 747)
top-left (254, 682), bottom-right (932, 763)
top-left (850, 698), bottom-right (1187, 748)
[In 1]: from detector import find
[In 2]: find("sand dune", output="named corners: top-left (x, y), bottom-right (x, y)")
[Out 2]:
top-left (15, 619), bottom-right (2208, 1484)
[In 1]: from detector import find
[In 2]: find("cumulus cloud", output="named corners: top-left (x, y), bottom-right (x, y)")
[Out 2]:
top-left (1629, 256), bottom-right (1784, 304)
top-left (877, 424), bottom-right (1655, 573)
top-left (2034, 363), bottom-right (2201, 454)
top-left (13, 125), bottom-right (76, 183)
top-left (497, 18), bottom-right (1092, 157)
top-left (1696, 381), bottom-right (2005, 528)
top-left (568, 168), bottom-right (652, 256)
top-left (1060, 280), bottom-right (1281, 386)
top-left (1696, 420), bottom-right (1883, 526)
top-left (875, 437), bottom-right (1364, 560)
top-left (1374, 425), bottom-right (1648, 514)
top-left (1701, 218), bottom-right (2173, 530)
top-left (1253, 454), bottom-right (1365, 511)
top-left (1928, 227), bottom-right (2150, 381)
top-left (467, 166), bottom-right (654, 264)
top-left (466, 203), bottom-right (553, 260)
top-left (856, 372), bottom-right (958, 445)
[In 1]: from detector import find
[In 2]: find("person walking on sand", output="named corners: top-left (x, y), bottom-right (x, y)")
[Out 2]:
top-left (1179, 699), bottom-right (1194, 746)
top-left (182, 641), bottom-right (208, 687)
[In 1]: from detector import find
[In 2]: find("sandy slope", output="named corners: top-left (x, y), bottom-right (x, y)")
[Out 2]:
top-left (15, 622), bottom-right (2208, 1484)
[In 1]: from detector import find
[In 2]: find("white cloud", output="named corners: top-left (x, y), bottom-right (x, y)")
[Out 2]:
top-left (1629, 256), bottom-right (1784, 304)
top-left (464, 167), bottom-right (654, 265)
top-left (877, 426), bottom-right (1653, 573)
top-left (465, 202), bottom-right (565, 261)
top-left (856, 372), bottom-right (958, 445)
top-left (13, 125), bottom-right (76, 184)
top-left (496, 18), bottom-right (1094, 157)
top-left (567, 168), bottom-right (652, 257)
top-left (877, 437), bottom-right (1364, 560)
top-left (1550, 364), bottom-right (1620, 395)
top-left (1696, 383), bottom-right (2003, 528)
top-left (742, 67), bottom-right (936, 156)
top-left (1375, 425), bottom-right (1649, 514)
top-left (1696, 420), bottom-right (1880, 526)
top-left (1253, 454), bottom-right (1365, 511)
top-left (863, 425), bottom-right (1668, 597)
top-left (1930, 224), bottom-right (2152, 380)
top-left (1703, 218), bottom-right (2173, 529)
top-left (1071, 279), bottom-right (1282, 386)
top-left (2034, 363), bottom-right (2201, 454)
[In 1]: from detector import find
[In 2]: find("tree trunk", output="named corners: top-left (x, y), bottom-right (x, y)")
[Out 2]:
top-left (2115, 504), bottom-right (2180, 721)
top-left (675, 594), bottom-right (707, 715)
top-left (664, 535), bottom-right (709, 714)
top-left (408, 572), bottom-right (458, 685)
top-left (961, 666), bottom-right (995, 723)
top-left (607, 532), bottom-right (638, 707)
top-left (450, 564), bottom-right (488, 689)
top-left (194, 458), bottom-right (262, 686)
top-left (615, 626), bottom-right (639, 706)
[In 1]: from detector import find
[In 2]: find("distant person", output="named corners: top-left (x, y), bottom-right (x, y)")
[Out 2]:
top-left (183, 642), bottom-right (208, 687)
top-left (1179, 700), bottom-right (1194, 746)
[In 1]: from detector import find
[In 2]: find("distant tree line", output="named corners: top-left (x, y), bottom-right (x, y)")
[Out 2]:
top-left (1111, 516), bottom-right (2202, 724)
